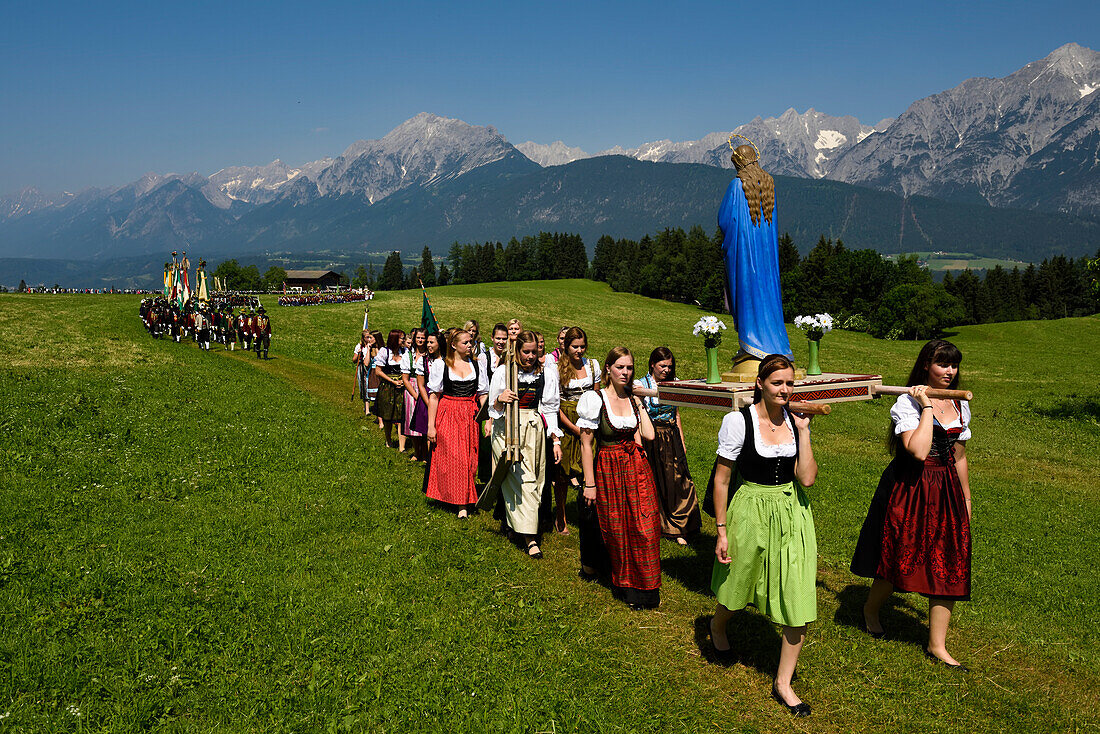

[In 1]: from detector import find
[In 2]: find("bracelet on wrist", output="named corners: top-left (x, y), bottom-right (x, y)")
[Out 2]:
top-left (921, 404), bottom-right (933, 411)
top-left (716, 523), bottom-right (726, 528)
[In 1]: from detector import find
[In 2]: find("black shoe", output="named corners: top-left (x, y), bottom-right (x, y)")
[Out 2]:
top-left (925, 649), bottom-right (969, 672)
top-left (771, 685), bottom-right (811, 717)
top-left (578, 568), bottom-right (598, 582)
top-left (526, 542), bottom-right (543, 560)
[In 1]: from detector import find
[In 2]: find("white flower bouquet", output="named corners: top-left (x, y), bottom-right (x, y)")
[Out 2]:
top-left (794, 313), bottom-right (834, 341)
top-left (693, 315), bottom-right (727, 349)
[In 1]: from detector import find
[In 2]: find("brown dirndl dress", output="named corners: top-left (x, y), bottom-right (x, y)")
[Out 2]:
top-left (375, 357), bottom-right (405, 423)
top-left (593, 394), bottom-right (662, 609)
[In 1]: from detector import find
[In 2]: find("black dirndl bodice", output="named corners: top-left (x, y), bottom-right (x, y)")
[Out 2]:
top-left (442, 360), bottom-right (480, 398)
top-left (735, 405), bottom-right (799, 487)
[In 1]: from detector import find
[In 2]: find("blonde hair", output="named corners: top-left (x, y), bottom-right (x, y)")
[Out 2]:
top-left (463, 320), bottom-right (482, 356)
top-left (444, 328), bottom-right (472, 369)
top-left (731, 144), bottom-right (775, 226)
top-left (600, 346), bottom-right (633, 389)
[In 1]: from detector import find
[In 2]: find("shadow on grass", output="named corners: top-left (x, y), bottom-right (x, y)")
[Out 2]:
top-left (832, 583), bottom-right (929, 646)
top-left (692, 612), bottom-right (782, 673)
top-left (1032, 395), bottom-right (1100, 423)
top-left (661, 532), bottom-right (717, 596)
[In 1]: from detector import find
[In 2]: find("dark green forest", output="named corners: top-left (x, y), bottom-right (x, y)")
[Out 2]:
top-left (255, 227), bottom-right (1100, 341)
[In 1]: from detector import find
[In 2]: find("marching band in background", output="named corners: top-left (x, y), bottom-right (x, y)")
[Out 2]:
top-left (139, 296), bottom-right (272, 359)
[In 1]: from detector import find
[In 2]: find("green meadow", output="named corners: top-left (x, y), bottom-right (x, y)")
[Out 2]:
top-left (1, 280), bottom-right (1097, 733)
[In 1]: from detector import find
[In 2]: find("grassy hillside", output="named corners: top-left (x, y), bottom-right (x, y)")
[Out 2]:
top-left (1, 281), bottom-right (1097, 732)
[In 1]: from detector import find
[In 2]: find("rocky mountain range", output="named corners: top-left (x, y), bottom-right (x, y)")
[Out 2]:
top-left (828, 42), bottom-right (1100, 214)
top-left (2, 43), bottom-right (1098, 279)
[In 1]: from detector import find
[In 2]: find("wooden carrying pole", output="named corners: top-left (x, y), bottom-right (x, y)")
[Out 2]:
top-left (787, 401), bottom-right (831, 415)
top-left (873, 385), bottom-right (973, 401)
top-left (632, 386), bottom-right (830, 415)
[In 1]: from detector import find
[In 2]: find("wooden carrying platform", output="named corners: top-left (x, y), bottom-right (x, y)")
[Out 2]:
top-left (656, 373), bottom-right (884, 412)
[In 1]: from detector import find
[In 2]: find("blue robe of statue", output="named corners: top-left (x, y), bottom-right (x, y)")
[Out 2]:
top-left (717, 178), bottom-right (793, 360)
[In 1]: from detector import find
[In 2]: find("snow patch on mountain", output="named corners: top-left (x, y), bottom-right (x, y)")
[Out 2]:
top-left (815, 130), bottom-right (847, 150)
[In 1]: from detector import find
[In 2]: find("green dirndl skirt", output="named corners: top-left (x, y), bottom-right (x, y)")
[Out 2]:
top-left (711, 479), bottom-right (817, 627)
top-left (558, 399), bottom-right (584, 481)
top-left (375, 379), bottom-right (405, 423)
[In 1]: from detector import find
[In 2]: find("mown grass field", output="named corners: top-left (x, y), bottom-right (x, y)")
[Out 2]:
top-left (1, 280), bottom-right (1098, 733)
top-left (887, 251), bottom-right (1031, 271)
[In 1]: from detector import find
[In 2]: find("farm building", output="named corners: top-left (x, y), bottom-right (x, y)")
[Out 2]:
top-left (284, 270), bottom-right (343, 291)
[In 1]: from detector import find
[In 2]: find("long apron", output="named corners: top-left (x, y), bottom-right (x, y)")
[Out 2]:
top-left (492, 408), bottom-right (546, 535)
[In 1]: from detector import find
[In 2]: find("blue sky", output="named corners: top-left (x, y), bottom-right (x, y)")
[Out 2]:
top-left (2, 0), bottom-right (1098, 194)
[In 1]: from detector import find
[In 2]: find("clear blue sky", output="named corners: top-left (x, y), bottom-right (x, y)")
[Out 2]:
top-left (2, 0), bottom-right (1098, 194)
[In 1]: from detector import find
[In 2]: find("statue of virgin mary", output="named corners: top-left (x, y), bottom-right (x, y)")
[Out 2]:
top-left (718, 142), bottom-right (793, 373)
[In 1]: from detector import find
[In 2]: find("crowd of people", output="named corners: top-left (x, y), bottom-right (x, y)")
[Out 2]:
top-left (139, 296), bottom-right (273, 358)
top-left (214, 293), bottom-right (263, 309)
top-left (355, 316), bottom-right (975, 716)
top-left (278, 292), bottom-right (370, 307)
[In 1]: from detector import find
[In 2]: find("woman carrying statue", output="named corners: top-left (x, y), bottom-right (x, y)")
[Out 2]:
top-left (850, 339), bottom-right (973, 670)
top-left (709, 354), bottom-right (818, 717)
top-left (353, 330), bottom-right (373, 417)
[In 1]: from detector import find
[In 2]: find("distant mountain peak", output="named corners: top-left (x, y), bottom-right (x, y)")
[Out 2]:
top-left (317, 112), bottom-right (523, 203)
top-left (515, 140), bottom-right (591, 167)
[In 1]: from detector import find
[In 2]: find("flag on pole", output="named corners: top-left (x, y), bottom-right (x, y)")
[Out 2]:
top-left (362, 289), bottom-right (374, 331)
top-left (419, 278), bottom-right (439, 334)
top-left (163, 263), bottom-right (172, 298)
top-left (196, 259), bottom-right (208, 302)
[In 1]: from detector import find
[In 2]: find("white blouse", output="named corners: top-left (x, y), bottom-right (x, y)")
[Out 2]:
top-left (353, 343), bottom-right (369, 360)
top-left (373, 347), bottom-right (403, 368)
top-left (546, 353), bottom-right (602, 391)
top-left (891, 395), bottom-right (972, 441)
top-left (400, 350), bottom-right (430, 376)
top-left (487, 366), bottom-right (561, 436)
top-left (427, 358), bottom-right (490, 395)
top-left (716, 404), bottom-right (797, 461)
top-left (575, 389), bottom-right (638, 430)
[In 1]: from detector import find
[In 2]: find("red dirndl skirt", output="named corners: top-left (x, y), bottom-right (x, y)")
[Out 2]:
top-left (595, 439), bottom-right (662, 600)
top-left (425, 395), bottom-right (480, 507)
top-left (851, 455), bottom-right (971, 600)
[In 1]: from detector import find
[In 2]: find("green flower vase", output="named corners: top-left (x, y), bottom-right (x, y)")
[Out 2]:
top-left (806, 338), bottom-right (822, 376)
top-left (705, 345), bottom-right (721, 384)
